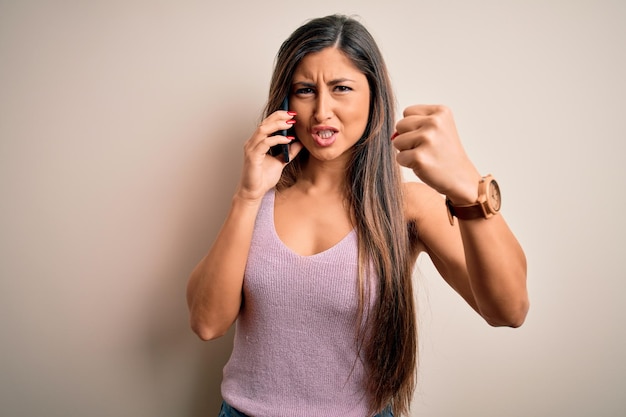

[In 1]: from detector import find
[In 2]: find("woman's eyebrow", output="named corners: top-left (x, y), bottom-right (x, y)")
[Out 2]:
top-left (292, 81), bottom-right (316, 88)
top-left (328, 78), bottom-right (356, 85)
top-left (292, 78), bottom-right (356, 88)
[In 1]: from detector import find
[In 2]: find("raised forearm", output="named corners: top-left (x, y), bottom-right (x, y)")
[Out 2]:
top-left (186, 196), bottom-right (261, 340)
top-left (458, 215), bottom-right (528, 327)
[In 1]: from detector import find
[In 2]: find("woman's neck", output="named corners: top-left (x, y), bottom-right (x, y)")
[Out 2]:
top-left (296, 157), bottom-right (349, 196)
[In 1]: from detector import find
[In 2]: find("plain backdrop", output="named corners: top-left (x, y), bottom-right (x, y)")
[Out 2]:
top-left (1, 1), bottom-right (625, 416)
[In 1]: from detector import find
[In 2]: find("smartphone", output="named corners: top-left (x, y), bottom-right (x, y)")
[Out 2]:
top-left (269, 96), bottom-right (292, 162)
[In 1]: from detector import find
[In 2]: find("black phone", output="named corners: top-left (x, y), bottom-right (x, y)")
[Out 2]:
top-left (269, 96), bottom-right (292, 162)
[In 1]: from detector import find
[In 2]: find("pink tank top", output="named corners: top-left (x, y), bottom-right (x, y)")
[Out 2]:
top-left (221, 189), bottom-right (374, 417)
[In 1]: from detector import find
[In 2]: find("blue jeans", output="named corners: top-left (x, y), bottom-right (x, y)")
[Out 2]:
top-left (218, 401), bottom-right (393, 417)
top-left (218, 401), bottom-right (249, 417)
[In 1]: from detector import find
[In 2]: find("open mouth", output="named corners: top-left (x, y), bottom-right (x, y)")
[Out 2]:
top-left (317, 130), bottom-right (335, 139)
top-left (312, 127), bottom-right (338, 147)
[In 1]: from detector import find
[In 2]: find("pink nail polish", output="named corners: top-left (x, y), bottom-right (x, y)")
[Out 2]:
top-left (287, 111), bottom-right (297, 116)
top-left (286, 120), bottom-right (296, 125)
top-left (390, 132), bottom-right (398, 141)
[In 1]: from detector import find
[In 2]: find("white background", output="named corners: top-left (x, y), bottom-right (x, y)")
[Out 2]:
top-left (1, 1), bottom-right (624, 416)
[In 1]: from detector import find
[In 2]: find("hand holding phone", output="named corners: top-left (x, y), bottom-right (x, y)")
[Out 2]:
top-left (269, 96), bottom-right (292, 162)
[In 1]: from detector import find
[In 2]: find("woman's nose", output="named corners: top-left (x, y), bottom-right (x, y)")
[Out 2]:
top-left (314, 92), bottom-right (333, 122)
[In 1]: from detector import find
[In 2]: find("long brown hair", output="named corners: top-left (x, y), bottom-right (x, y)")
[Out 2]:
top-left (264, 15), bottom-right (417, 416)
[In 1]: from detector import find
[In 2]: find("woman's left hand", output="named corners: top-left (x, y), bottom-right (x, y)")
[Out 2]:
top-left (393, 104), bottom-right (481, 204)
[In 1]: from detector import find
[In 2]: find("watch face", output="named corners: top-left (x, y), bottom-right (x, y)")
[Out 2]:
top-left (488, 180), bottom-right (501, 211)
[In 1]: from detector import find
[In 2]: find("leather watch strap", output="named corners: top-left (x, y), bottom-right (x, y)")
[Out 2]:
top-left (446, 174), bottom-right (500, 225)
top-left (446, 197), bottom-right (485, 225)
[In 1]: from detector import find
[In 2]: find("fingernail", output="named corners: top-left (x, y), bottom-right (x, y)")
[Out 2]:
top-left (286, 136), bottom-right (295, 141)
top-left (287, 111), bottom-right (297, 116)
top-left (391, 132), bottom-right (398, 141)
top-left (286, 120), bottom-right (296, 125)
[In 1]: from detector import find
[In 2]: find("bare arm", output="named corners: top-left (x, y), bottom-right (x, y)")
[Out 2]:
top-left (186, 196), bottom-right (261, 340)
top-left (406, 183), bottom-right (528, 327)
top-left (456, 204), bottom-right (527, 326)
top-left (186, 110), bottom-right (302, 340)
top-left (396, 105), bottom-right (528, 327)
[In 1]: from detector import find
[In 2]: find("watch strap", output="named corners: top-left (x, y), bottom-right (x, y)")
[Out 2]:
top-left (446, 198), bottom-right (486, 225)
top-left (445, 175), bottom-right (500, 225)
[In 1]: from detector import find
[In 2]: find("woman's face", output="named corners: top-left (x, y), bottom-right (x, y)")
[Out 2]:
top-left (290, 47), bottom-right (370, 164)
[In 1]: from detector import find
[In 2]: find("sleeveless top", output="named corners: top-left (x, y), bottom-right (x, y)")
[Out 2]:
top-left (221, 189), bottom-right (375, 417)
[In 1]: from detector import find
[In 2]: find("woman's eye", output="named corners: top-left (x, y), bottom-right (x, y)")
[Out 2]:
top-left (295, 87), bottom-right (314, 95)
top-left (335, 85), bottom-right (352, 92)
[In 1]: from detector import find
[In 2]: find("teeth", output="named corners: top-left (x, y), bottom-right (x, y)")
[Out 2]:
top-left (318, 130), bottom-right (334, 139)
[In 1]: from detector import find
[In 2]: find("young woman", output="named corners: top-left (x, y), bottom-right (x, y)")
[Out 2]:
top-left (187, 14), bottom-right (528, 417)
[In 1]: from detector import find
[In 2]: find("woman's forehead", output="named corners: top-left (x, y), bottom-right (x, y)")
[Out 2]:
top-left (292, 47), bottom-right (365, 82)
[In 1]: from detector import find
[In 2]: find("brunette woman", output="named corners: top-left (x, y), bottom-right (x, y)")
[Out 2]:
top-left (187, 14), bottom-right (528, 417)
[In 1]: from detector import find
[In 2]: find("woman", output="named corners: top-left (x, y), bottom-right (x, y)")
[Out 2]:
top-left (187, 14), bottom-right (528, 417)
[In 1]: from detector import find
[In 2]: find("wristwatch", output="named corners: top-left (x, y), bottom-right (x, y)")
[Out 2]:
top-left (446, 174), bottom-right (501, 225)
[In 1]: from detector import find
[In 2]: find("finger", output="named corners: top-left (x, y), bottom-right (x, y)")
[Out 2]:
top-left (256, 111), bottom-right (297, 136)
top-left (395, 114), bottom-right (436, 135)
top-left (402, 104), bottom-right (449, 117)
top-left (246, 121), bottom-right (296, 157)
top-left (251, 134), bottom-right (294, 157)
top-left (392, 130), bottom-right (426, 152)
top-left (395, 148), bottom-right (426, 172)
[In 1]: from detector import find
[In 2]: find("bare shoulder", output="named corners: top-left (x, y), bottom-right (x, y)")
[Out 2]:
top-left (402, 181), bottom-right (444, 224)
top-left (402, 181), bottom-right (447, 258)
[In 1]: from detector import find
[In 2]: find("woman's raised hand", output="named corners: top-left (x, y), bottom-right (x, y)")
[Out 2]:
top-left (236, 110), bottom-right (302, 202)
top-left (392, 105), bottom-right (482, 204)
